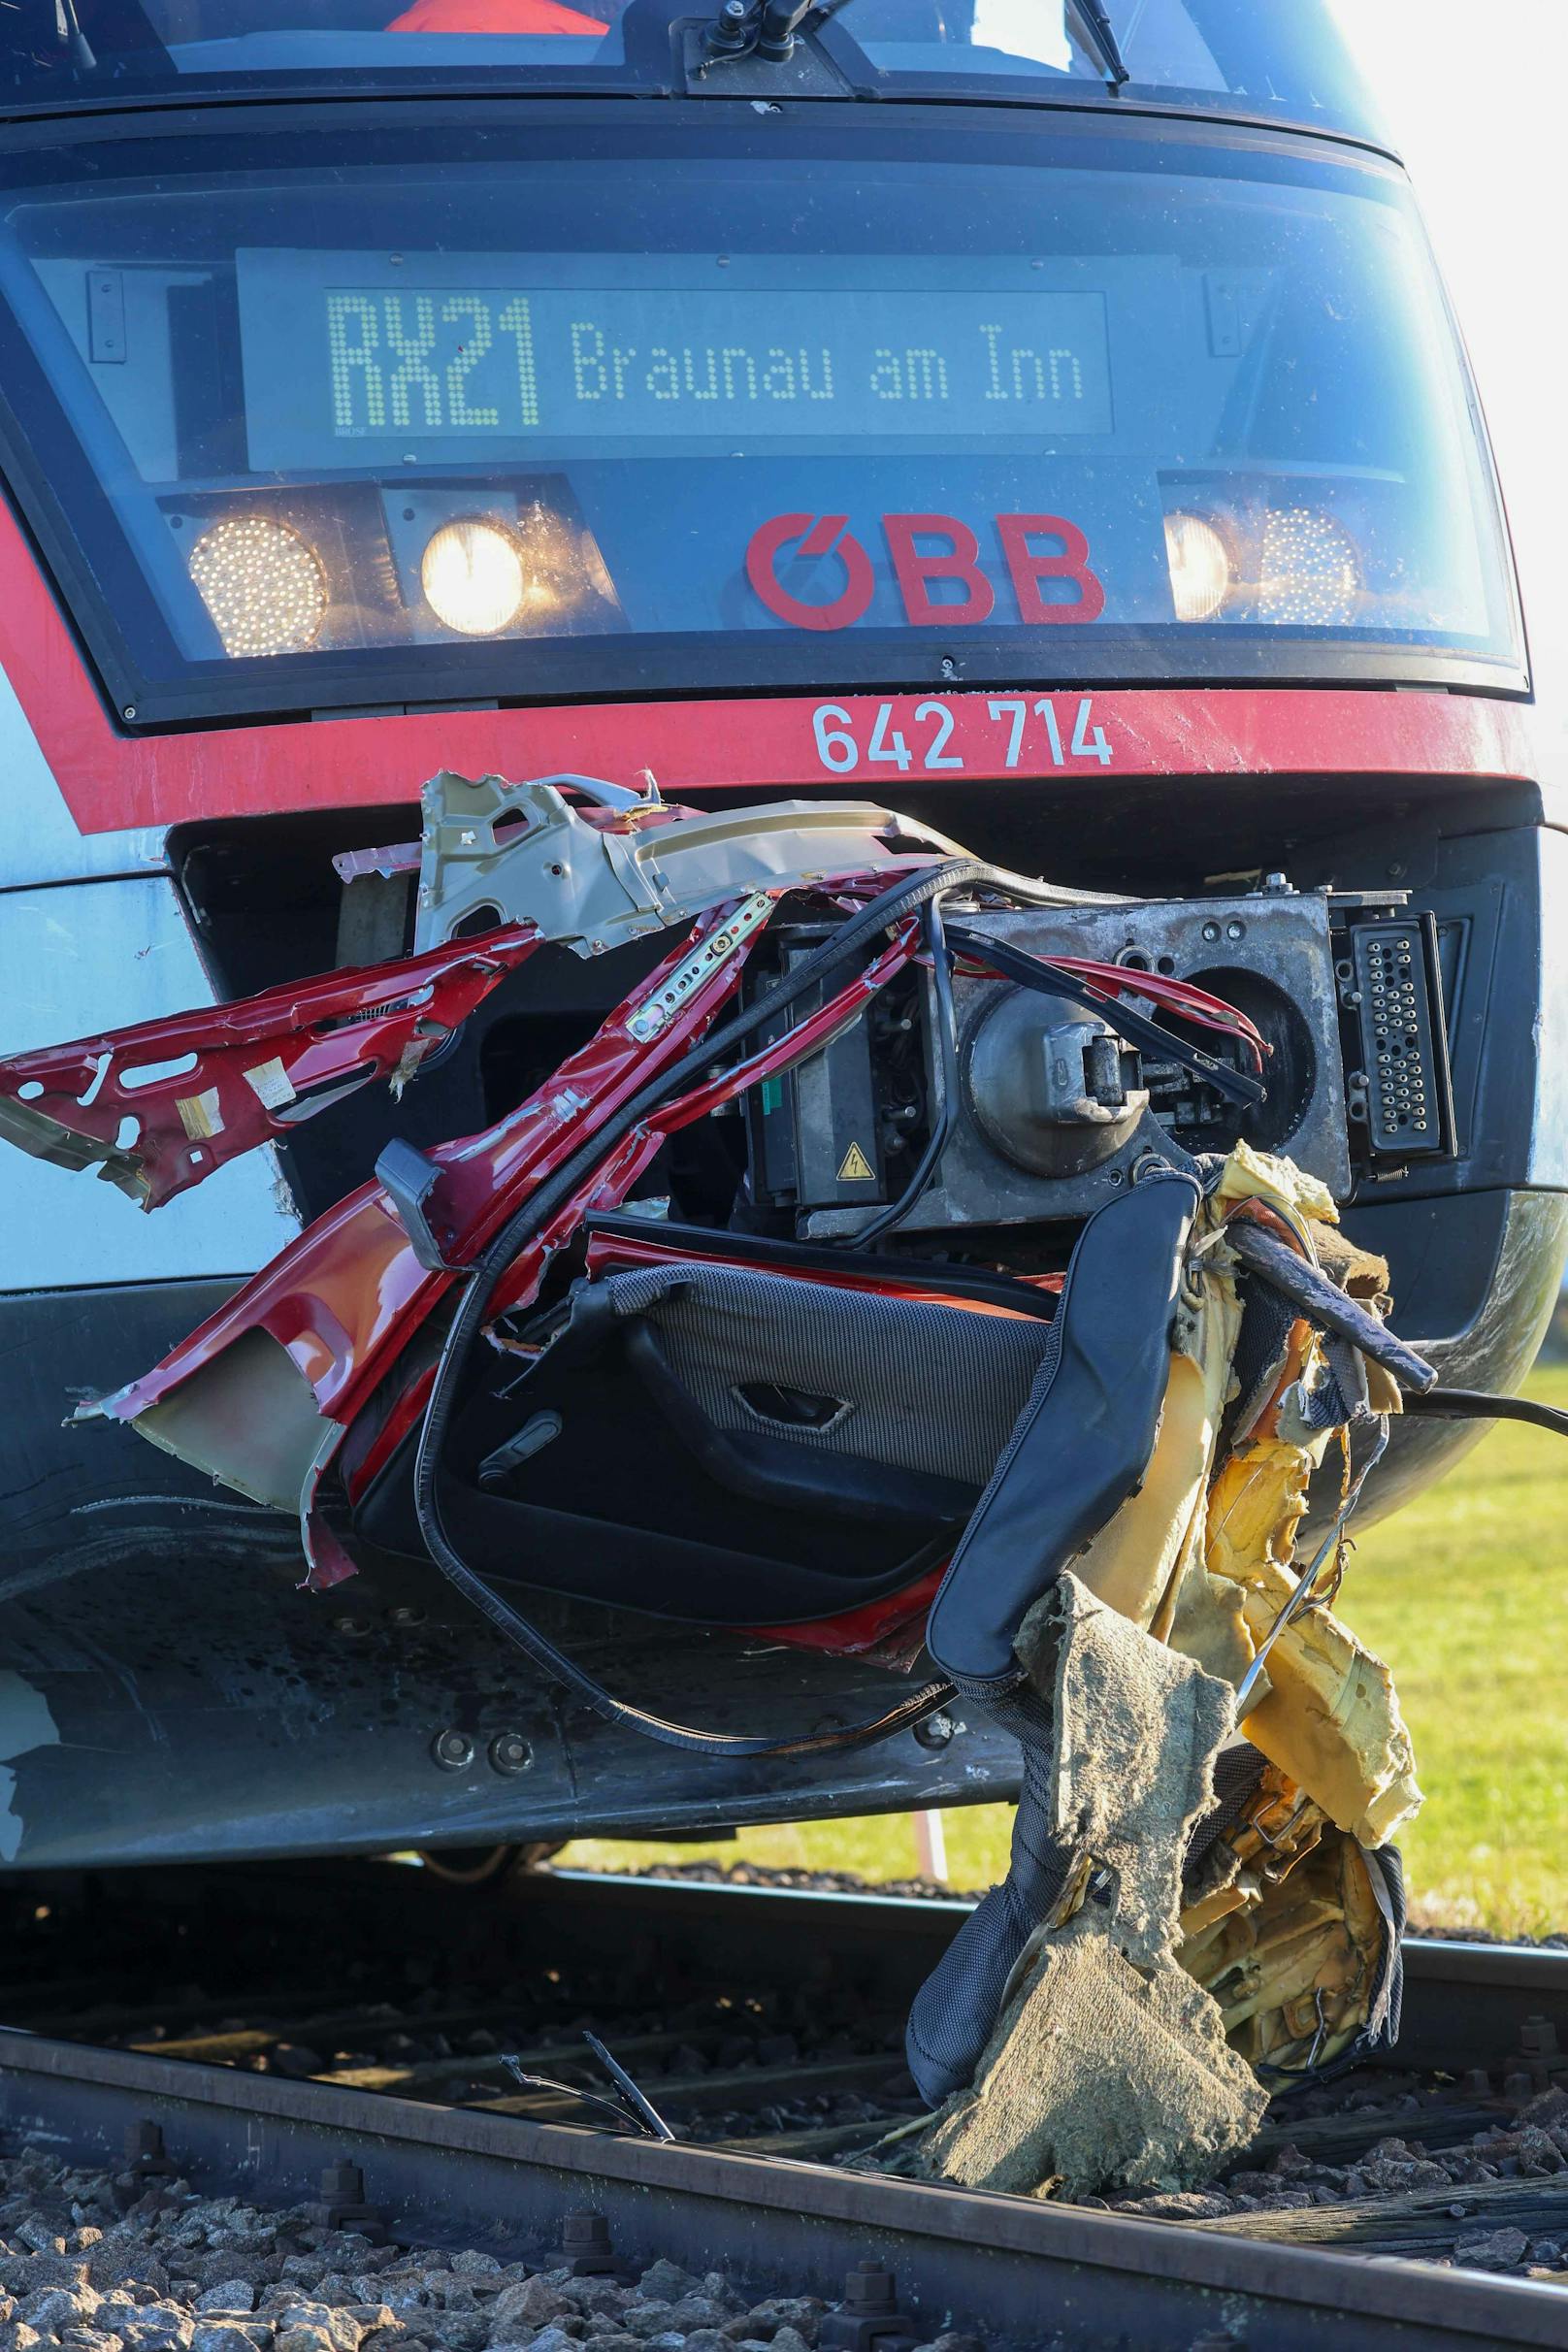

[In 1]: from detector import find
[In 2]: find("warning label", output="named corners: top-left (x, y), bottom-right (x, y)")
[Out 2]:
top-left (837, 1141), bottom-right (876, 1183)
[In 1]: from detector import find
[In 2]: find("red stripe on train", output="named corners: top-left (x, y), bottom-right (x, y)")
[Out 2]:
top-left (0, 497), bottom-right (1536, 835)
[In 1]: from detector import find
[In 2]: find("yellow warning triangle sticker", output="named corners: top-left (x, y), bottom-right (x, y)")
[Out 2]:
top-left (837, 1140), bottom-right (876, 1183)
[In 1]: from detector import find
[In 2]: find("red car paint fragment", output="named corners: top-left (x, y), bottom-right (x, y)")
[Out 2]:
top-left (85, 898), bottom-right (779, 1433)
top-left (86, 876), bottom-right (918, 1492)
top-left (0, 925), bottom-right (539, 1211)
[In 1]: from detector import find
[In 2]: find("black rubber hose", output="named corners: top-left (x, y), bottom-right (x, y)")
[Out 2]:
top-left (1225, 1217), bottom-right (1439, 1393)
top-left (1402, 1387), bottom-right (1568, 1438)
top-left (845, 895), bottom-right (959, 1251)
top-left (945, 925), bottom-right (1268, 1110)
top-left (410, 856), bottom-right (1065, 1758)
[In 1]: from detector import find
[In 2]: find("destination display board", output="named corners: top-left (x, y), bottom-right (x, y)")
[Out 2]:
top-left (236, 250), bottom-right (1114, 468)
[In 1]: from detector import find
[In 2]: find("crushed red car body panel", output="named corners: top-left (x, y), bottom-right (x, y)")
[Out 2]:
top-left (0, 925), bottom-right (539, 1209)
top-left (83, 886), bottom-right (919, 1441)
top-left (81, 898), bottom-right (778, 1433)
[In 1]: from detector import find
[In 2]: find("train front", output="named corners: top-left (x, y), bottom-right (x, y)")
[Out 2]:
top-left (0, 0), bottom-right (1562, 1875)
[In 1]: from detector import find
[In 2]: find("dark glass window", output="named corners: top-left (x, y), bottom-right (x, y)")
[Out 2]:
top-left (0, 110), bottom-right (1523, 721)
top-left (0, 2), bottom-right (1391, 148)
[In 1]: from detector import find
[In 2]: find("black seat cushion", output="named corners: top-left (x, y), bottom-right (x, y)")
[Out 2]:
top-left (352, 1254), bottom-right (1057, 1625)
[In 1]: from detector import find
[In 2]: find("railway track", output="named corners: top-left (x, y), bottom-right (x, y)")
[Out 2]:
top-left (2, 1863), bottom-right (1565, 2349)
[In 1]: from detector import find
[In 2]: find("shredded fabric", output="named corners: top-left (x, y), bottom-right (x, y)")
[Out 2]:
top-left (920, 1914), bottom-right (1270, 2200)
top-left (910, 1575), bottom-right (1264, 2197)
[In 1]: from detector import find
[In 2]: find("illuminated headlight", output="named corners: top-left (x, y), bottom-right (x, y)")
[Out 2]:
top-left (1163, 512), bottom-right (1230, 623)
top-left (421, 516), bottom-right (527, 637)
top-left (1258, 507), bottom-right (1360, 627)
top-left (514, 497), bottom-right (586, 612)
top-left (188, 515), bottom-right (327, 658)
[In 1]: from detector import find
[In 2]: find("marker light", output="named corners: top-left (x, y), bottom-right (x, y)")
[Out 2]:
top-left (188, 515), bottom-right (327, 658)
top-left (1163, 512), bottom-right (1230, 623)
top-left (422, 516), bottom-right (526, 637)
top-left (1258, 507), bottom-right (1360, 628)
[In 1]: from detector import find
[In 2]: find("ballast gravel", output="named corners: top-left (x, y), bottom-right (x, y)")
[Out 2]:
top-left (1105, 2083), bottom-right (1568, 2278)
top-left (0, 2151), bottom-right (982, 2352)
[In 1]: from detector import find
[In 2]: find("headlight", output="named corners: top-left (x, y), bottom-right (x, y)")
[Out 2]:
top-left (1258, 507), bottom-right (1360, 627)
top-left (188, 515), bottom-right (327, 658)
top-left (421, 516), bottom-right (527, 637)
top-left (513, 497), bottom-right (585, 614)
top-left (1163, 512), bottom-right (1230, 623)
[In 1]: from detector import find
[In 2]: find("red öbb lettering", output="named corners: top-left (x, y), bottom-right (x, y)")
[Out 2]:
top-left (746, 511), bottom-right (1104, 629)
top-left (745, 513), bottom-right (875, 632)
top-left (996, 513), bottom-right (1106, 625)
top-left (881, 514), bottom-right (996, 627)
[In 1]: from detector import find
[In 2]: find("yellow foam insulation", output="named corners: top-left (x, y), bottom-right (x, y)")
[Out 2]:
top-left (1088, 1139), bottom-right (1421, 1849)
top-left (1178, 1766), bottom-right (1388, 2076)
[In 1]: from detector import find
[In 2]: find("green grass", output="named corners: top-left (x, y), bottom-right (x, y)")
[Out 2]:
top-left (563, 1368), bottom-right (1568, 1939)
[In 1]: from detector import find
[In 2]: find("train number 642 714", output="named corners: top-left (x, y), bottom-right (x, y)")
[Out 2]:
top-left (810, 696), bottom-right (1115, 777)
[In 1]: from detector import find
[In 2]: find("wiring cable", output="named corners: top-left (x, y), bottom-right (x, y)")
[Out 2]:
top-left (946, 927), bottom-right (1268, 1111)
top-left (1401, 1386), bottom-right (1568, 1439)
top-left (1045, 956), bottom-right (1270, 1071)
top-left (845, 894), bottom-right (961, 1251)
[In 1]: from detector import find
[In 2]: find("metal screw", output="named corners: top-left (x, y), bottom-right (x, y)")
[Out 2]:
top-left (431, 1728), bottom-right (474, 1772)
top-left (1201, 920), bottom-right (1222, 942)
top-left (843, 2263), bottom-right (898, 2316)
top-left (912, 1711), bottom-right (958, 1750)
top-left (317, 2159), bottom-right (382, 2233)
top-left (704, 0), bottom-right (752, 58)
top-left (488, 1731), bottom-right (533, 1777)
top-left (554, 2210), bottom-right (622, 2275)
top-left (122, 705), bottom-right (138, 721)
top-left (388, 1605), bottom-right (426, 1627)
top-left (819, 2260), bottom-right (919, 2352)
top-left (1225, 919), bottom-right (1246, 940)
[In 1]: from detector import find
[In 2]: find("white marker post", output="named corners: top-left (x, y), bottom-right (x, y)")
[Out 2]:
top-left (913, 1808), bottom-right (948, 1884)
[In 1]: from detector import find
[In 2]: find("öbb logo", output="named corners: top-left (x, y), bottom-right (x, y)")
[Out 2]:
top-left (745, 512), bottom-right (1106, 633)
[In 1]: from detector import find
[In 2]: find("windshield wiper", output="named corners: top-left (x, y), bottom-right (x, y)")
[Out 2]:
top-left (703, 0), bottom-right (818, 64)
top-left (1069, 0), bottom-right (1130, 89)
top-left (35, 0), bottom-right (97, 73)
top-left (706, 0), bottom-right (1129, 90)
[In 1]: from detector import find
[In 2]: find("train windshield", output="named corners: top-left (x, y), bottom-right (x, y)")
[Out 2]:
top-left (0, 111), bottom-right (1524, 724)
top-left (0, 2), bottom-right (1390, 146)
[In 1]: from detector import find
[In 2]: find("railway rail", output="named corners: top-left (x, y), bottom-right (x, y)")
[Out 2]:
top-left (2, 1865), bottom-right (1566, 2350)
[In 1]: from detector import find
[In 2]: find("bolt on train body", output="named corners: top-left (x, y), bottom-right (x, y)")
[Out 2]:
top-left (0, 0), bottom-right (1563, 1884)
